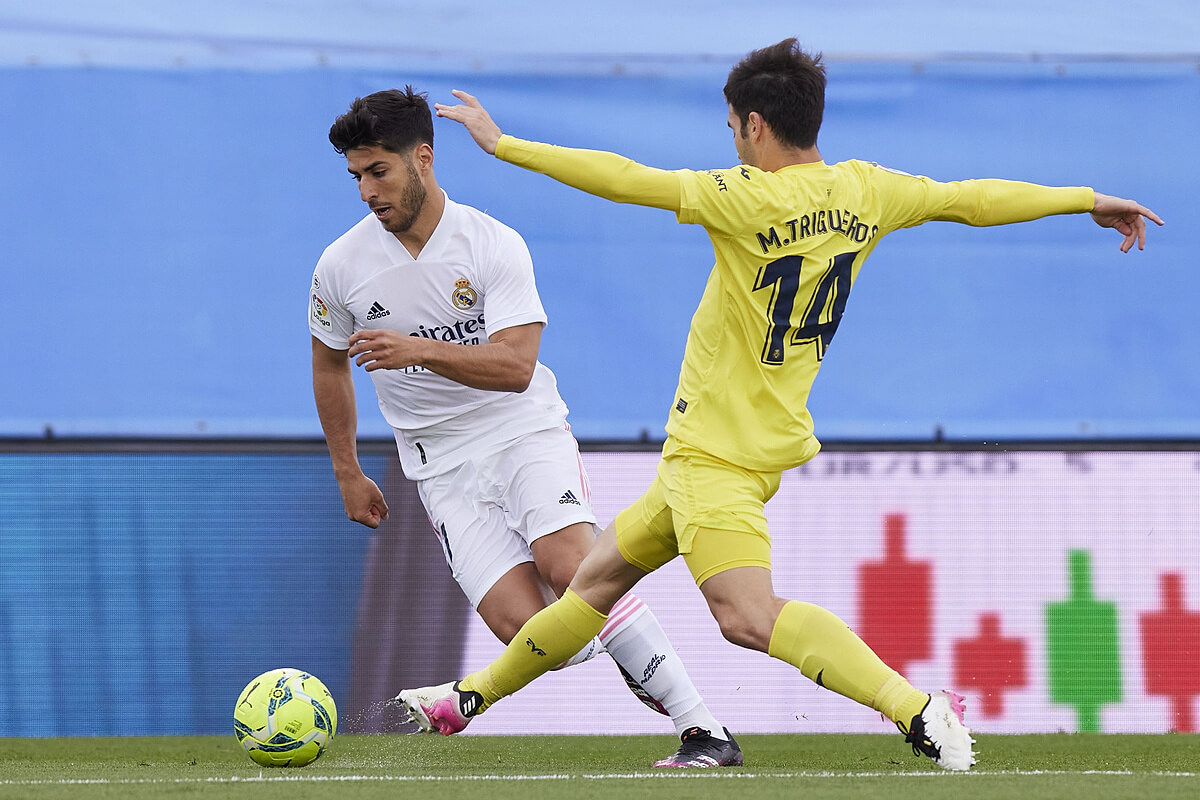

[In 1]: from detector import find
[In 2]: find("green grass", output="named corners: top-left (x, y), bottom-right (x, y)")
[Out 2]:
top-left (0, 733), bottom-right (1197, 800)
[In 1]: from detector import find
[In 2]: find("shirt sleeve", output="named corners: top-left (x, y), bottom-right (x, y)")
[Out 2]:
top-left (309, 254), bottom-right (355, 349)
top-left (478, 225), bottom-right (548, 336)
top-left (675, 165), bottom-right (773, 236)
top-left (868, 164), bottom-right (1094, 231)
top-left (495, 135), bottom-right (684, 211)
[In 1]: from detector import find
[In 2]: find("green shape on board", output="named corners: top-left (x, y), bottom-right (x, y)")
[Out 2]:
top-left (1045, 549), bottom-right (1122, 732)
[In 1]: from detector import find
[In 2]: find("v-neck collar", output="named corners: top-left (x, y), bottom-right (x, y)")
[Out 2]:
top-left (375, 189), bottom-right (453, 263)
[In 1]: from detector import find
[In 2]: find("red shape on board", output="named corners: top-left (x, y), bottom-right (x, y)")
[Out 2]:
top-left (857, 513), bottom-right (932, 676)
top-left (952, 612), bottom-right (1029, 717)
top-left (1140, 572), bottom-right (1200, 732)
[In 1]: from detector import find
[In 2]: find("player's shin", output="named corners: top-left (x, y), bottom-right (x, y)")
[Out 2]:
top-left (462, 588), bottom-right (607, 707)
top-left (767, 600), bottom-right (928, 725)
top-left (599, 595), bottom-right (726, 738)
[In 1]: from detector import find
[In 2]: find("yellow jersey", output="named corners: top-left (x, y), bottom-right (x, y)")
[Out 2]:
top-left (496, 136), bottom-right (1093, 471)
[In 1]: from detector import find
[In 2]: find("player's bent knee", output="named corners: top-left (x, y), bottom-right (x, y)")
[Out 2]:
top-left (531, 523), bottom-right (594, 597)
top-left (568, 537), bottom-right (646, 613)
top-left (476, 563), bottom-right (553, 644)
top-left (543, 564), bottom-right (578, 597)
top-left (532, 549), bottom-right (584, 597)
top-left (712, 605), bottom-right (775, 652)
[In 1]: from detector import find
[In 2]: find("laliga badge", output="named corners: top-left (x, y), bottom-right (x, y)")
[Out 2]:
top-left (311, 294), bottom-right (332, 329)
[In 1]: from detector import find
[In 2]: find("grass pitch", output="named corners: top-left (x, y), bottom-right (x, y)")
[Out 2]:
top-left (0, 733), bottom-right (1196, 800)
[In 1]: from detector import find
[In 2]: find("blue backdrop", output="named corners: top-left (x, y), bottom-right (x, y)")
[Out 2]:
top-left (0, 451), bottom-right (377, 736)
top-left (2, 60), bottom-right (1196, 441)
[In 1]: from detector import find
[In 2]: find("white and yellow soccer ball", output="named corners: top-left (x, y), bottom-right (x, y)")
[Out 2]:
top-left (233, 668), bottom-right (337, 767)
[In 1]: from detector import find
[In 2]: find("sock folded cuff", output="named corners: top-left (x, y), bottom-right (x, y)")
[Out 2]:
top-left (767, 600), bottom-right (813, 661)
top-left (561, 589), bottom-right (608, 637)
top-left (598, 593), bottom-right (647, 641)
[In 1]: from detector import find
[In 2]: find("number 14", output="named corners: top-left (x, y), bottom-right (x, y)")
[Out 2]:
top-left (752, 251), bottom-right (856, 365)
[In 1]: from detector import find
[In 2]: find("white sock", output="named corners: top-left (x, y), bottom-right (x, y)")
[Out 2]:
top-left (554, 636), bottom-right (602, 670)
top-left (597, 594), bottom-right (727, 740)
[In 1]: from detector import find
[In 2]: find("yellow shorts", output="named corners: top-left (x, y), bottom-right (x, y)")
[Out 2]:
top-left (614, 438), bottom-right (781, 586)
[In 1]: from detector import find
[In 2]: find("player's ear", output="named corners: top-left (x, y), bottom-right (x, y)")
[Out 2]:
top-left (414, 142), bottom-right (435, 171)
top-left (746, 111), bottom-right (766, 141)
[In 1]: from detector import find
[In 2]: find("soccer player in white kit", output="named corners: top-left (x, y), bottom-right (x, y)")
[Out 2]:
top-left (309, 87), bottom-right (740, 768)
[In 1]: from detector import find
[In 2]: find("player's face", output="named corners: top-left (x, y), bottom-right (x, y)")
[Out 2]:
top-left (727, 106), bottom-right (754, 166)
top-left (345, 145), bottom-right (429, 234)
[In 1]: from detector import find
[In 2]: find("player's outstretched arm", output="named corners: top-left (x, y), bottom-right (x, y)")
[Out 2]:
top-left (1090, 191), bottom-right (1164, 253)
top-left (436, 90), bottom-right (682, 211)
top-left (435, 90), bottom-right (502, 155)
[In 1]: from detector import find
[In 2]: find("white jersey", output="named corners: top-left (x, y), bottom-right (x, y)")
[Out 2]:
top-left (310, 192), bottom-right (569, 480)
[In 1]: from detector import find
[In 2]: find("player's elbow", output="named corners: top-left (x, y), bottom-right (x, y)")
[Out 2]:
top-left (499, 360), bottom-right (536, 393)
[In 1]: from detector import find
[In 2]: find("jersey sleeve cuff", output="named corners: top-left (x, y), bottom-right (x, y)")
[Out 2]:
top-left (1070, 186), bottom-right (1096, 213)
top-left (309, 326), bottom-right (350, 351)
top-left (485, 312), bottom-right (547, 335)
top-left (495, 134), bottom-right (521, 162)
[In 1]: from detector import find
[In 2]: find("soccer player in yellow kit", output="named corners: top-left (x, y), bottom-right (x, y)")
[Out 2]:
top-left (398, 38), bottom-right (1163, 770)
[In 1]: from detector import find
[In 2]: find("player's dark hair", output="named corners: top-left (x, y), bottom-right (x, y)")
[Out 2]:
top-left (328, 86), bottom-right (434, 155)
top-left (723, 38), bottom-right (825, 150)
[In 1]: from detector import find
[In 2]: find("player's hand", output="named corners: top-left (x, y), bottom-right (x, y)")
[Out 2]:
top-left (434, 90), bottom-right (503, 155)
top-left (1090, 191), bottom-right (1164, 253)
top-left (339, 473), bottom-right (389, 529)
top-left (348, 329), bottom-right (425, 372)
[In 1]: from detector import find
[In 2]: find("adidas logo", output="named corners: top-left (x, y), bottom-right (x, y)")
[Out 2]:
top-left (457, 684), bottom-right (482, 717)
top-left (365, 301), bottom-right (390, 320)
top-left (559, 490), bottom-right (581, 506)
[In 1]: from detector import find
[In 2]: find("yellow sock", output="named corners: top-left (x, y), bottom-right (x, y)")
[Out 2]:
top-left (461, 589), bottom-right (607, 709)
top-left (767, 600), bottom-right (929, 725)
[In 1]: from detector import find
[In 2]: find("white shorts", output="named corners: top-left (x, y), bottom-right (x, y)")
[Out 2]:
top-left (414, 424), bottom-right (597, 608)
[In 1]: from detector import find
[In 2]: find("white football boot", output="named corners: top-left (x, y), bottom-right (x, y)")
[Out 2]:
top-left (899, 690), bottom-right (977, 771)
top-left (395, 680), bottom-right (484, 736)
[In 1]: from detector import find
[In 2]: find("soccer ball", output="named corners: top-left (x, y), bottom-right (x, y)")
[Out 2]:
top-left (233, 668), bottom-right (337, 767)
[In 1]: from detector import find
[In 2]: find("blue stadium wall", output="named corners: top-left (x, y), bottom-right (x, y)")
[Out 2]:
top-left (0, 449), bottom-right (379, 736)
top-left (2, 61), bottom-right (1198, 441)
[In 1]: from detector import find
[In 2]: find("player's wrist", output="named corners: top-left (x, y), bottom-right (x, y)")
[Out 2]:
top-left (494, 134), bottom-right (516, 160)
top-left (410, 336), bottom-right (436, 371)
top-left (331, 459), bottom-right (365, 483)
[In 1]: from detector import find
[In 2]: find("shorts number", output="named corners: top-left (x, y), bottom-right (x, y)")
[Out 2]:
top-left (752, 251), bottom-right (856, 364)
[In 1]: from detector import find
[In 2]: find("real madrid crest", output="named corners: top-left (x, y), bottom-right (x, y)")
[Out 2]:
top-left (452, 277), bottom-right (478, 310)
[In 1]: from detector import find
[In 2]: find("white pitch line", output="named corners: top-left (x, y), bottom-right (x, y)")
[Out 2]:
top-left (0, 770), bottom-right (1197, 786)
top-left (585, 770), bottom-right (1200, 779)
